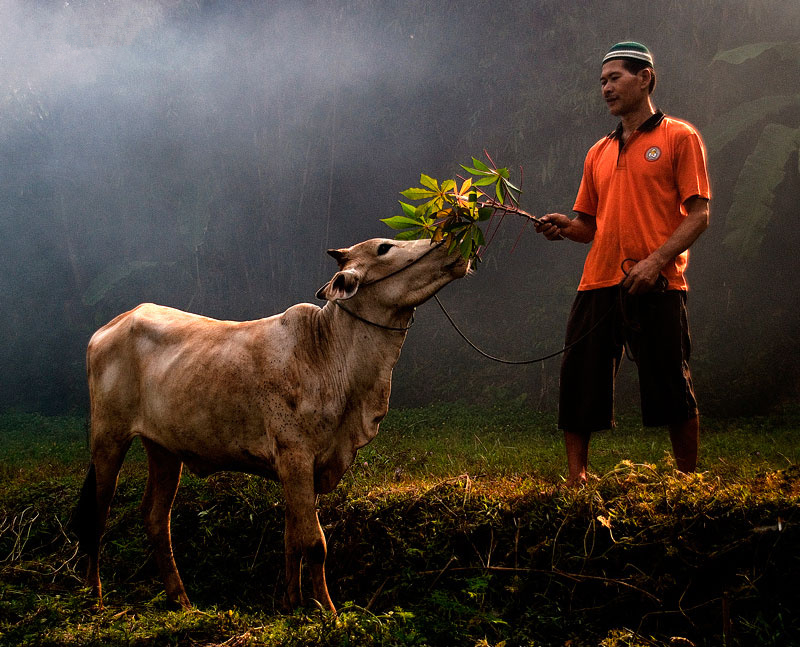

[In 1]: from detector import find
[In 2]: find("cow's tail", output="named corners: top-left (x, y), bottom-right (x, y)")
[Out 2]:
top-left (72, 463), bottom-right (98, 557)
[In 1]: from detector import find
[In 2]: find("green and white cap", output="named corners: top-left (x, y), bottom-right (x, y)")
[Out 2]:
top-left (602, 41), bottom-right (654, 66)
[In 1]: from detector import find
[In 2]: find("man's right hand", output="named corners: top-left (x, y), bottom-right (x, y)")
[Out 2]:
top-left (535, 213), bottom-right (570, 241)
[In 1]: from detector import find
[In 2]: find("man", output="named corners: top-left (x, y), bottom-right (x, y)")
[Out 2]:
top-left (536, 42), bottom-right (711, 485)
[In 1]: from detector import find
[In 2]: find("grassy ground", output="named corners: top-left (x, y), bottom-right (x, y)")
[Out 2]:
top-left (0, 403), bottom-right (798, 646)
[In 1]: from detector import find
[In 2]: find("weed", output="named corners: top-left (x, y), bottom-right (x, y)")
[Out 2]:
top-left (1, 406), bottom-right (798, 645)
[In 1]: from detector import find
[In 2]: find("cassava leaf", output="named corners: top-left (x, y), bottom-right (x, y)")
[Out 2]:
top-left (400, 187), bottom-right (437, 200)
top-left (395, 229), bottom-right (425, 240)
top-left (388, 153), bottom-right (529, 265)
top-left (419, 173), bottom-right (439, 191)
top-left (381, 215), bottom-right (423, 230)
top-left (399, 201), bottom-right (417, 218)
top-left (441, 179), bottom-right (456, 194)
top-left (471, 157), bottom-right (490, 172)
top-left (495, 180), bottom-right (505, 203)
top-left (473, 175), bottom-right (498, 186)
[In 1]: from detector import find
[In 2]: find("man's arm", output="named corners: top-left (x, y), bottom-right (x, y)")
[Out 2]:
top-left (535, 212), bottom-right (596, 243)
top-left (622, 195), bottom-right (710, 295)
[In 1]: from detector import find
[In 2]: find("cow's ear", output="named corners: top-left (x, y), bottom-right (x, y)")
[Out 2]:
top-left (316, 269), bottom-right (361, 301)
top-left (327, 248), bottom-right (349, 269)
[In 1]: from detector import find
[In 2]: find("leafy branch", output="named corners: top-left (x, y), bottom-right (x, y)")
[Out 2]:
top-left (381, 153), bottom-right (539, 263)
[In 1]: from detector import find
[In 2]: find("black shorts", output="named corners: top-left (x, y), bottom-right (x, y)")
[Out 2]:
top-left (558, 286), bottom-right (698, 434)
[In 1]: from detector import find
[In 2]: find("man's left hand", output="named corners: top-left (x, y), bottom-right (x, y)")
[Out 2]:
top-left (622, 257), bottom-right (665, 295)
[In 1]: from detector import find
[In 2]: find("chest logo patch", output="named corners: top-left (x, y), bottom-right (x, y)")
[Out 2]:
top-left (645, 146), bottom-right (661, 162)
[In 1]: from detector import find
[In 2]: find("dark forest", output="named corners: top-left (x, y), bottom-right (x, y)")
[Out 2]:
top-left (2, 0), bottom-right (798, 416)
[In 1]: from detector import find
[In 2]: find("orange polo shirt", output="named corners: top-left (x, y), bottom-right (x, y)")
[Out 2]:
top-left (573, 111), bottom-right (711, 291)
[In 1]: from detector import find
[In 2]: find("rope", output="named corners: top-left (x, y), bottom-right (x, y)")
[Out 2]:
top-left (432, 294), bottom-right (612, 365)
top-left (333, 301), bottom-right (414, 332)
top-left (434, 259), bottom-right (667, 365)
top-left (324, 241), bottom-right (445, 332)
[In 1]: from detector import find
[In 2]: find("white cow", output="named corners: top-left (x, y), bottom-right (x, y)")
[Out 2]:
top-left (74, 237), bottom-right (468, 612)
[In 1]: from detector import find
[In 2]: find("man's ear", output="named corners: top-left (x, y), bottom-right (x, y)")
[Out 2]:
top-left (639, 67), bottom-right (654, 92)
top-left (315, 269), bottom-right (361, 301)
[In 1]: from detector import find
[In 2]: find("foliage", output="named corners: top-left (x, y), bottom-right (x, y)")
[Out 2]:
top-left (1, 408), bottom-right (799, 646)
top-left (707, 41), bottom-right (800, 259)
top-left (3, 0), bottom-right (800, 416)
top-left (722, 123), bottom-right (800, 258)
top-left (81, 261), bottom-right (165, 307)
top-left (381, 154), bottom-right (529, 263)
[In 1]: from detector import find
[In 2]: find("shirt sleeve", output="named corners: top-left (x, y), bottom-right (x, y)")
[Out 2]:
top-left (675, 131), bottom-right (711, 204)
top-left (572, 147), bottom-right (599, 217)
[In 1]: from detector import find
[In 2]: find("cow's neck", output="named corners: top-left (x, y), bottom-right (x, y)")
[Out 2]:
top-left (313, 302), bottom-right (411, 454)
top-left (316, 301), bottom-right (410, 380)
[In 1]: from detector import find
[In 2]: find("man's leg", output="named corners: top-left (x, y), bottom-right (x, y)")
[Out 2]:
top-left (558, 288), bottom-right (620, 486)
top-left (564, 430), bottom-right (590, 485)
top-left (633, 291), bottom-right (699, 473)
top-left (669, 414), bottom-right (699, 473)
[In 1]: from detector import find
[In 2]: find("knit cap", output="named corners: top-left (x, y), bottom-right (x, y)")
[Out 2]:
top-left (602, 41), bottom-right (654, 66)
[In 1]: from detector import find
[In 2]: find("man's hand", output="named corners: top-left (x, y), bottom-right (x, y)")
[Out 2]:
top-left (535, 212), bottom-right (597, 244)
top-left (622, 256), bottom-right (664, 295)
top-left (621, 196), bottom-right (710, 295)
top-left (535, 213), bottom-right (569, 240)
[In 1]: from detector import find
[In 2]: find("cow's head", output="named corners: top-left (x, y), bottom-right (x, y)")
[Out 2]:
top-left (316, 238), bottom-right (469, 310)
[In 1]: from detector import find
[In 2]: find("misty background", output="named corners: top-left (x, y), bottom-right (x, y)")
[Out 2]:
top-left (1, 0), bottom-right (798, 417)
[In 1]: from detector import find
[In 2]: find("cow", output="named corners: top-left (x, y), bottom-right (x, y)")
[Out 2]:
top-left (73, 237), bottom-right (469, 612)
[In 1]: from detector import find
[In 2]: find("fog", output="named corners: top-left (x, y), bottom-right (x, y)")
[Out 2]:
top-left (1, 0), bottom-right (798, 415)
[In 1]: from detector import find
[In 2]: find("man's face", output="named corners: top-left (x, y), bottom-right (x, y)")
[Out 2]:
top-left (600, 60), bottom-right (649, 116)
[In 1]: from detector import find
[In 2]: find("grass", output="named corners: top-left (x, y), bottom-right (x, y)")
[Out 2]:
top-left (0, 403), bottom-right (799, 646)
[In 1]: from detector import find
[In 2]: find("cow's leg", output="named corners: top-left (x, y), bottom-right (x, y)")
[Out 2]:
top-left (280, 455), bottom-right (336, 613)
top-left (140, 438), bottom-right (190, 609)
top-left (78, 436), bottom-right (131, 606)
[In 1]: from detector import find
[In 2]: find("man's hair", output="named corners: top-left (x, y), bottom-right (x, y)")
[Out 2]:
top-left (620, 58), bottom-right (656, 94)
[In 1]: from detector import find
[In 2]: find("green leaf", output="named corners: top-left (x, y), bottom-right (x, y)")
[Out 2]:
top-left (473, 175), bottom-right (497, 186)
top-left (447, 235), bottom-right (460, 255)
top-left (460, 164), bottom-right (493, 177)
top-left (419, 173), bottom-right (439, 191)
top-left (713, 42), bottom-right (780, 65)
top-left (400, 187), bottom-right (437, 200)
top-left (473, 225), bottom-right (486, 246)
top-left (415, 203), bottom-right (433, 218)
top-left (440, 179), bottom-right (456, 193)
top-left (396, 229), bottom-right (425, 240)
top-left (444, 221), bottom-right (468, 234)
top-left (723, 123), bottom-right (800, 259)
top-left (421, 197), bottom-right (444, 213)
top-left (471, 157), bottom-right (490, 172)
top-left (399, 201), bottom-right (417, 218)
top-left (82, 261), bottom-right (163, 306)
top-left (495, 181), bottom-right (506, 203)
top-left (381, 215), bottom-right (423, 230)
top-left (703, 94), bottom-right (799, 154)
top-left (459, 235), bottom-right (474, 259)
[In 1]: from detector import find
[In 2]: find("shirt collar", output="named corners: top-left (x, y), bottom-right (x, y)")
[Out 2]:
top-left (608, 110), bottom-right (665, 140)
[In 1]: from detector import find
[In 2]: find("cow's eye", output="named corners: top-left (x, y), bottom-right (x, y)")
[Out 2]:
top-left (377, 243), bottom-right (394, 256)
